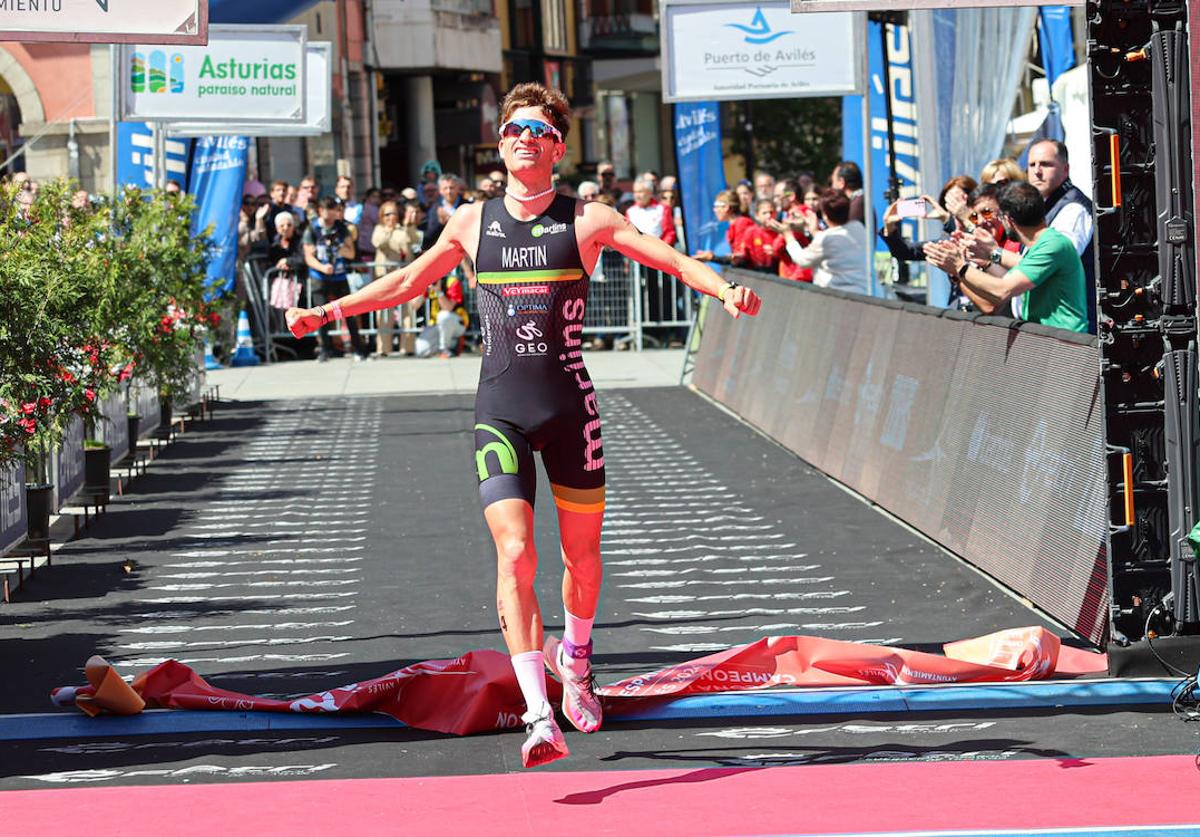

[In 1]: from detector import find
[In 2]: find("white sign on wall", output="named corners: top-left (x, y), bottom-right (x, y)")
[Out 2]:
top-left (662, 0), bottom-right (863, 102)
top-left (0, 0), bottom-right (207, 44)
top-left (119, 25), bottom-right (306, 124)
top-left (168, 42), bottom-right (331, 138)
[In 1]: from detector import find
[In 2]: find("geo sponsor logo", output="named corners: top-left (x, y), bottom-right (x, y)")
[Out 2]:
top-left (501, 284), bottom-right (550, 297)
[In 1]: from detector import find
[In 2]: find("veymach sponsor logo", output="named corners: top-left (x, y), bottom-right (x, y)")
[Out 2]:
top-left (501, 284), bottom-right (550, 297)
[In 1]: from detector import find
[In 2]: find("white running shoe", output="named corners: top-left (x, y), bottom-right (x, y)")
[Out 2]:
top-left (544, 636), bottom-right (603, 734)
top-left (520, 702), bottom-right (569, 768)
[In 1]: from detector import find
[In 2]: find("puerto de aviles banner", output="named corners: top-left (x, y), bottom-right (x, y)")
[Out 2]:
top-left (661, 0), bottom-right (862, 103)
top-left (53, 627), bottom-right (1107, 736)
top-left (189, 136), bottom-right (250, 298)
top-left (673, 101), bottom-right (729, 260)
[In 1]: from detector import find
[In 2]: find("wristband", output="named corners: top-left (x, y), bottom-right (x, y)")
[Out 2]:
top-left (718, 281), bottom-right (738, 303)
top-left (328, 300), bottom-right (344, 322)
top-left (990, 248), bottom-right (1002, 265)
top-left (957, 262), bottom-right (970, 279)
top-left (314, 305), bottom-right (326, 324)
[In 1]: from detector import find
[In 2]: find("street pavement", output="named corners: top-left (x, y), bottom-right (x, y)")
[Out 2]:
top-left (207, 347), bottom-right (689, 400)
top-left (0, 352), bottom-right (1197, 833)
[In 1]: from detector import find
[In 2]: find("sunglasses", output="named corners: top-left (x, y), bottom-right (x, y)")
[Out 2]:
top-left (499, 118), bottom-right (563, 143)
top-left (382, 211), bottom-right (398, 216)
top-left (968, 207), bottom-right (996, 224)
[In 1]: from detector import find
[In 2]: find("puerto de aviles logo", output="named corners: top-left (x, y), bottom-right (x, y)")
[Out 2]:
top-left (130, 50), bottom-right (184, 94)
top-left (726, 6), bottom-right (793, 46)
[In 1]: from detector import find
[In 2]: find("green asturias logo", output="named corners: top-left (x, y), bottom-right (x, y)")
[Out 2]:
top-left (198, 55), bottom-right (298, 82)
top-left (131, 50), bottom-right (185, 94)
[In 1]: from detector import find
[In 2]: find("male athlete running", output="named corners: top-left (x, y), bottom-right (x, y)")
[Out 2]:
top-left (287, 83), bottom-right (761, 767)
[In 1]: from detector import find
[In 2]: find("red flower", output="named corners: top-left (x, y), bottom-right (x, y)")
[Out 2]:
top-left (18, 417), bottom-right (35, 434)
top-left (84, 389), bottom-right (96, 403)
top-left (21, 402), bottom-right (36, 415)
top-left (58, 370), bottom-right (76, 384)
top-left (38, 397), bottom-right (51, 409)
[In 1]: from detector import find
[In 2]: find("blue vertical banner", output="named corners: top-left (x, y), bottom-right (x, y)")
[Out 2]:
top-left (188, 135), bottom-right (249, 298)
top-left (115, 122), bottom-right (191, 189)
top-left (1038, 6), bottom-right (1075, 88)
top-left (843, 20), bottom-right (922, 299)
top-left (673, 102), bottom-right (730, 261)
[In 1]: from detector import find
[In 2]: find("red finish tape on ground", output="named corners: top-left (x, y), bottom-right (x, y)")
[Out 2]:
top-left (51, 627), bottom-right (1107, 736)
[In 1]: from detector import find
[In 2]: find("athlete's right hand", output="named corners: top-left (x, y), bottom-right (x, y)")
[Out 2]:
top-left (723, 285), bottom-right (762, 319)
top-left (286, 307), bottom-right (322, 338)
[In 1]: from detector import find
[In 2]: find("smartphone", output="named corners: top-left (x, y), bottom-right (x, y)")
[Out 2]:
top-left (895, 197), bottom-right (930, 219)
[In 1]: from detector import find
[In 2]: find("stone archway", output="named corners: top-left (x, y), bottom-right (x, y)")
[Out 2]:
top-left (0, 47), bottom-right (44, 126)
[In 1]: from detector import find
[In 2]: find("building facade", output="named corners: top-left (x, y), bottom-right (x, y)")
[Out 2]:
top-left (0, 0), bottom-right (673, 194)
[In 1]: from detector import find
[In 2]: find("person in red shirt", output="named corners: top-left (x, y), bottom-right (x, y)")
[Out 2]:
top-left (742, 199), bottom-right (783, 271)
top-left (763, 180), bottom-right (815, 281)
top-left (695, 190), bottom-right (755, 265)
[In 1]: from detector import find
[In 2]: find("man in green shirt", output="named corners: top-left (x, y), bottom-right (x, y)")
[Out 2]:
top-left (924, 181), bottom-right (1089, 333)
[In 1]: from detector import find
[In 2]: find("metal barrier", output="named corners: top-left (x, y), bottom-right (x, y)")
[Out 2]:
top-left (243, 253), bottom-right (699, 360)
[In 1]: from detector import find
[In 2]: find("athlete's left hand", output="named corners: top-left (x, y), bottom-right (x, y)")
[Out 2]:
top-left (723, 285), bottom-right (762, 319)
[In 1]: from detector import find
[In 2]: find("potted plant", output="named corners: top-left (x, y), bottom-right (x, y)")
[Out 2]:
top-left (83, 437), bottom-right (111, 499)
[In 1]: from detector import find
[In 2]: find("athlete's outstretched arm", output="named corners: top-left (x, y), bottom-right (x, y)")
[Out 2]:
top-left (286, 206), bottom-right (479, 338)
top-left (595, 208), bottom-right (761, 318)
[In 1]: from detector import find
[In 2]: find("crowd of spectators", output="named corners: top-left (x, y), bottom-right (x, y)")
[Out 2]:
top-left (881, 139), bottom-right (1094, 333)
top-left (236, 168), bottom-right (485, 360)
top-left (225, 133), bottom-right (1102, 367)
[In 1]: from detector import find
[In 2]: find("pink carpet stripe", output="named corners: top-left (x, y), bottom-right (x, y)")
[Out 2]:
top-left (3, 754), bottom-right (1197, 836)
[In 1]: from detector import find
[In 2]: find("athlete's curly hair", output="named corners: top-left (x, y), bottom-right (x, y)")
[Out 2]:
top-left (499, 83), bottom-right (571, 142)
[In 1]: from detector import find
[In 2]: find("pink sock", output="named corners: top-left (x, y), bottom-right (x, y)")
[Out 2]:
top-left (564, 609), bottom-right (594, 648)
top-left (562, 609), bottom-right (595, 676)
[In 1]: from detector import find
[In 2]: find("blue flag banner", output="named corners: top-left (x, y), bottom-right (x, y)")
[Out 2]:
top-left (1038, 6), bottom-right (1075, 88)
top-left (843, 20), bottom-right (921, 298)
top-left (188, 135), bottom-right (249, 298)
top-left (673, 101), bottom-right (730, 263)
top-left (115, 122), bottom-right (191, 189)
top-left (1017, 102), bottom-right (1066, 170)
